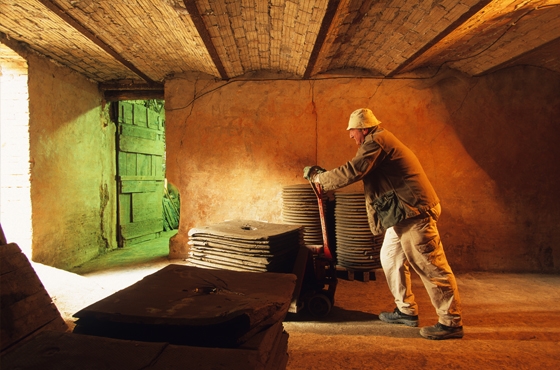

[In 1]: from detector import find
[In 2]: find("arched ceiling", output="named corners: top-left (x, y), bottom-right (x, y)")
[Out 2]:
top-left (1, 0), bottom-right (559, 92)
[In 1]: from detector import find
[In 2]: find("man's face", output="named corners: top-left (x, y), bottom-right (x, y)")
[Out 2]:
top-left (349, 129), bottom-right (367, 145)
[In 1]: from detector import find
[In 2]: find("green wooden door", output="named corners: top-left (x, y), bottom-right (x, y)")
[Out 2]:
top-left (115, 101), bottom-right (165, 247)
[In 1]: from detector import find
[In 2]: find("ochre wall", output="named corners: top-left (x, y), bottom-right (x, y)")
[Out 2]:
top-left (27, 52), bottom-right (117, 269)
top-left (164, 75), bottom-right (316, 258)
top-left (165, 67), bottom-right (560, 273)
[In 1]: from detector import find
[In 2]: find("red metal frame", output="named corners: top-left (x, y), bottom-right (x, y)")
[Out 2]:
top-left (309, 181), bottom-right (333, 260)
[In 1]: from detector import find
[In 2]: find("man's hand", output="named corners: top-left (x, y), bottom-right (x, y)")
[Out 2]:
top-left (303, 166), bottom-right (314, 180)
top-left (303, 166), bottom-right (326, 181)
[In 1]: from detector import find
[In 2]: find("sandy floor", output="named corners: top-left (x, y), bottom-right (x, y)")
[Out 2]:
top-left (32, 237), bottom-right (560, 370)
top-left (284, 271), bottom-right (560, 369)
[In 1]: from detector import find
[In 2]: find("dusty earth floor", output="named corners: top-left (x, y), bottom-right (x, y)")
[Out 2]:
top-left (284, 271), bottom-right (560, 369)
top-left (32, 233), bottom-right (560, 370)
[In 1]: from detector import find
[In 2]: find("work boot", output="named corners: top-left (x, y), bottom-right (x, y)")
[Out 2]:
top-left (420, 322), bottom-right (464, 340)
top-left (379, 308), bottom-right (418, 327)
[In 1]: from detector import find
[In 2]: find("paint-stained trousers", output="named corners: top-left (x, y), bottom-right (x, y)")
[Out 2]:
top-left (380, 203), bottom-right (463, 327)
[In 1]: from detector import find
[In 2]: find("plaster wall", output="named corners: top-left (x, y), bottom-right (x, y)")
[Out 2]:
top-left (165, 67), bottom-right (560, 273)
top-left (27, 52), bottom-right (117, 270)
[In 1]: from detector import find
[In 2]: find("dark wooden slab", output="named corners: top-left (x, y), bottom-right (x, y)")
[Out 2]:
top-left (151, 322), bottom-right (288, 370)
top-left (265, 332), bottom-right (289, 370)
top-left (0, 243), bottom-right (31, 274)
top-left (239, 321), bottom-right (284, 365)
top-left (3, 322), bottom-right (289, 370)
top-left (0, 331), bottom-right (167, 370)
top-left (73, 264), bottom-right (296, 347)
top-left (0, 243), bottom-right (68, 353)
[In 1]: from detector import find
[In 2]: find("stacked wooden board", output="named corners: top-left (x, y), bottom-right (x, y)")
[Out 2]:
top-left (72, 264), bottom-right (296, 369)
top-left (3, 327), bottom-right (289, 370)
top-left (186, 219), bottom-right (301, 273)
top-left (334, 192), bottom-right (383, 271)
top-left (1, 225), bottom-right (294, 369)
top-left (0, 240), bottom-right (68, 355)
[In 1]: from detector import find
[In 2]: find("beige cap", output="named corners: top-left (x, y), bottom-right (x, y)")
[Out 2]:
top-left (347, 108), bottom-right (381, 130)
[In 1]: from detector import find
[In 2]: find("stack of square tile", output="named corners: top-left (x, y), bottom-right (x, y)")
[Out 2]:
top-left (72, 264), bottom-right (296, 370)
top-left (186, 219), bottom-right (301, 273)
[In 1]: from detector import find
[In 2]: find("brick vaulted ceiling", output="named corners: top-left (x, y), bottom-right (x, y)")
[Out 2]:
top-left (1, 0), bottom-right (559, 94)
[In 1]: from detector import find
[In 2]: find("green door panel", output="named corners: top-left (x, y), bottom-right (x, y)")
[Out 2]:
top-left (115, 101), bottom-right (165, 247)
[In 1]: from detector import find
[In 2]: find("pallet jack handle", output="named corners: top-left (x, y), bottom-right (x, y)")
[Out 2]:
top-left (309, 181), bottom-right (334, 260)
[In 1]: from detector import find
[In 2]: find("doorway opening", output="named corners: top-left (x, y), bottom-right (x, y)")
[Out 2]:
top-left (0, 44), bottom-right (32, 257)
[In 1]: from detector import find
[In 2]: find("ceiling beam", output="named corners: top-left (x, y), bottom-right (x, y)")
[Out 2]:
top-left (100, 80), bottom-right (164, 101)
top-left (37, 0), bottom-right (157, 85)
top-left (183, 1), bottom-right (229, 80)
top-left (103, 90), bottom-right (164, 102)
top-left (99, 81), bottom-right (163, 90)
top-left (304, 0), bottom-right (341, 79)
top-left (388, 0), bottom-right (493, 77)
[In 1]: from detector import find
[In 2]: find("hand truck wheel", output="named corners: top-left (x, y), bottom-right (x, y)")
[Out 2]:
top-left (306, 292), bottom-right (332, 318)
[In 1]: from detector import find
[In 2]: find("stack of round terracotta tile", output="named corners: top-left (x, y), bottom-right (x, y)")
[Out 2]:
top-left (281, 184), bottom-right (326, 250)
top-left (334, 192), bottom-right (382, 271)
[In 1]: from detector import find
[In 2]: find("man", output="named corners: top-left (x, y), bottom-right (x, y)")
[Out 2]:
top-left (303, 108), bottom-right (463, 340)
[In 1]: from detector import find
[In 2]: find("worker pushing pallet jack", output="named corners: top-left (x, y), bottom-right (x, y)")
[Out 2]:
top-left (289, 171), bottom-right (338, 317)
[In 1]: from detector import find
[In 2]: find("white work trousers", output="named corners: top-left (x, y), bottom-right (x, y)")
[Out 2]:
top-left (380, 204), bottom-right (463, 327)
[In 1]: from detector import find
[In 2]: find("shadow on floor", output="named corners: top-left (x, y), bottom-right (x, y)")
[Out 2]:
top-left (69, 230), bottom-right (179, 275)
top-left (33, 230), bottom-right (183, 331)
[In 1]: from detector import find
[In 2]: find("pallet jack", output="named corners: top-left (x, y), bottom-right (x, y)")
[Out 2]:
top-left (288, 181), bottom-right (338, 317)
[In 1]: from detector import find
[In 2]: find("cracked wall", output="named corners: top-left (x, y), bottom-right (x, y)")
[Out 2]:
top-left (165, 67), bottom-right (560, 273)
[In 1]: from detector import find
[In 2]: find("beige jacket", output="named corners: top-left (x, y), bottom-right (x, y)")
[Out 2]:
top-left (316, 126), bottom-right (440, 235)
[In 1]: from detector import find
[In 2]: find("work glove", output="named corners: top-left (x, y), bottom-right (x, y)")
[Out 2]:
top-left (303, 166), bottom-right (326, 182)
